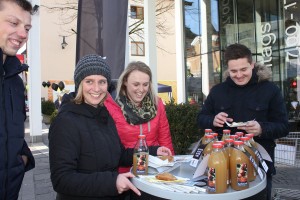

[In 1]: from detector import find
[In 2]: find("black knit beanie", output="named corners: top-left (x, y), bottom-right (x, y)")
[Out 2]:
top-left (74, 54), bottom-right (111, 91)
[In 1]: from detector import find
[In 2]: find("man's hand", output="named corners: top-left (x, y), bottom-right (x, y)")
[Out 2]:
top-left (21, 155), bottom-right (28, 166)
top-left (157, 146), bottom-right (172, 156)
top-left (116, 172), bottom-right (141, 196)
top-left (238, 120), bottom-right (262, 136)
top-left (213, 112), bottom-right (233, 127)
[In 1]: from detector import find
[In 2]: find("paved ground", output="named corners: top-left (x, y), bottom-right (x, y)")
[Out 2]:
top-left (18, 119), bottom-right (300, 200)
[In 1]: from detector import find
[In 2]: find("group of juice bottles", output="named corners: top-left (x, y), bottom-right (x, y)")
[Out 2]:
top-left (203, 129), bottom-right (259, 194)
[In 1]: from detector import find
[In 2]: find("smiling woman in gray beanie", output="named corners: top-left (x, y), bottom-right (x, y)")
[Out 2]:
top-left (48, 54), bottom-right (171, 200)
top-left (74, 54), bottom-right (111, 92)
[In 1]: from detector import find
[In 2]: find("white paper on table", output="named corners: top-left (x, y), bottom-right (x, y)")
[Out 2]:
top-left (148, 155), bottom-right (175, 168)
top-left (256, 143), bottom-right (273, 162)
top-left (192, 154), bottom-right (209, 179)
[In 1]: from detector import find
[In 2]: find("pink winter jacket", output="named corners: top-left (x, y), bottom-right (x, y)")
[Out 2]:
top-left (105, 94), bottom-right (175, 173)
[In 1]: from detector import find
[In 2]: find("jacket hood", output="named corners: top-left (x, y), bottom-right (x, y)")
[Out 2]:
top-left (223, 63), bottom-right (272, 83)
top-left (59, 92), bottom-right (110, 124)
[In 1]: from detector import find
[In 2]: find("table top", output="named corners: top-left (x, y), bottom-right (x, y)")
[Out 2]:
top-left (131, 155), bottom-right (266, 200)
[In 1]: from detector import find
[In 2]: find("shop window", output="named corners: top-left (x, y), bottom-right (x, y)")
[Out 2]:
top-left (131, 6), bottom-right (144, 19)
top-left (131, 42), bottom-right (145, 56)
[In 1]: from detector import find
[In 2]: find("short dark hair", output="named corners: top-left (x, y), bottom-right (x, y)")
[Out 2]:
top-left (224, 43), bottom-right (252, 65)
top-left (0, 0), bottom-right (33, 14)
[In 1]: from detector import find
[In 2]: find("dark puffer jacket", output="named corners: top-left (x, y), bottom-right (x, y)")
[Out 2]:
top-left (197, 64), bottom-right (289, 174)
top-left (0, 50), bottom-right (35, 200)
top-left (49, 96), bottom-right (158, 200)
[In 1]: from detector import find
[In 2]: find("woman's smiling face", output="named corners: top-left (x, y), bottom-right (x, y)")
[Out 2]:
top-left (82, 75), bottom-right (108, 107)
top-left (125, 70), bottom-right (150, 106)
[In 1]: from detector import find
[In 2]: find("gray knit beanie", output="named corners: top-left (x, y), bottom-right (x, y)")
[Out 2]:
top-left (74, 54), bottom-right (111, 91)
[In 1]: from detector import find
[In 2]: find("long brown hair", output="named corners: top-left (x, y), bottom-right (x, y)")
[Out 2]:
top-left (116, 61), bottom-right (158, 106)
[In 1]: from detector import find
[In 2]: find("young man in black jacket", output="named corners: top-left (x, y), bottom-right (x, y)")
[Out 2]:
top-left (197, 43), bottom-right (289, 200)
top-left (0, 1), bottom-right (35, 199)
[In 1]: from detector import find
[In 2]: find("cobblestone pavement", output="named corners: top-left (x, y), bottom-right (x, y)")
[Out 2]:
top-left (18, 143), bottom-right (56, 200)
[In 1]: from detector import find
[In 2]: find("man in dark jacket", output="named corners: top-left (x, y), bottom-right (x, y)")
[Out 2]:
top-left (197, 43), bottom-right (289, 200)
top-left (0, 1), bottom-right (35, 199)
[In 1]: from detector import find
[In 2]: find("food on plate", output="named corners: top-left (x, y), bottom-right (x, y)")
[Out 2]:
top-left (158, 155), bottom-right (174, 162)
top-left (155, 172), bottom-right (177, 181)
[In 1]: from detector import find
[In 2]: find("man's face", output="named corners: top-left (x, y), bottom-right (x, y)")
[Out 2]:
top-left (227, 58), bottom-right (254, 86)
top-left (0, 1), bottom-right (31, 58)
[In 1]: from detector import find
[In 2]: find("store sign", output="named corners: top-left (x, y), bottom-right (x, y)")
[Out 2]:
top-left (261, 23), bottom-right (276, 67)
top-left (283, 0), bottom-right (299, 59)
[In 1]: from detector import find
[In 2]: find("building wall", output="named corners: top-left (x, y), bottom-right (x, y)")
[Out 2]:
top-left (38, 0), bottom-right (178, 103)
top-left (40, 0), bottom-right (77, 100)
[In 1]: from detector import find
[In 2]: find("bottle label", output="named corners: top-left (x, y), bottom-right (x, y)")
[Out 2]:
top-left (207, 167), bottom-right (216, 192)
top-left (236, 163), bottom-right (248, 187)
top-left (135, 153), bottom-right (147, 174)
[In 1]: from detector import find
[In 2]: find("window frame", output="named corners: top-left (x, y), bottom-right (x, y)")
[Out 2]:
top-left (131, 41), bottom-right (145, 56)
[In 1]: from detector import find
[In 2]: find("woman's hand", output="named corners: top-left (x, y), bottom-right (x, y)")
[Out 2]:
top-left (116, 172), bottom-right (141, 196)
top-left (157, 146), bottom-right (172, 156)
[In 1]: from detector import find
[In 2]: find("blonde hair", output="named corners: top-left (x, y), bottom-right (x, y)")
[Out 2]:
top-left (116, 61), bottom-right (158, 106)
top-left (73, 82), bottom-right (84, 104)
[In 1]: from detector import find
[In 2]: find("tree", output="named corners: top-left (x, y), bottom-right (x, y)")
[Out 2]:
top-left (41, 0), bottom-right (175, 39)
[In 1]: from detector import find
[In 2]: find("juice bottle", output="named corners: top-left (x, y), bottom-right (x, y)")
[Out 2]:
top-left (207, 143), bottom-right (227, 194)
top-left (132, 135), bottom-right (149, 176)
top-left (230, 140), bottom-right (249, 191)
top-left (235, 132), bottom-right (244, 139)
top-left (230, 134), bottom-right (238, 141)
top-left (240, 137), bottom-right (257, 182)
top-left (221, 129), bottom-right (231, 141)
top-left (224, 138), bottom-right (234, 157)
top-left (202, 134), bottom-right (214, 156)
top-left (224, 138), bottom-right (234, 184)
top-left (215, 141), bottom-right (229, 187)
top-left (201, 129), bottom-right (212, 144)
top-left (212, 132), bottom-right (218, 141)
top-left (245, 133), bottom-right (258, 148)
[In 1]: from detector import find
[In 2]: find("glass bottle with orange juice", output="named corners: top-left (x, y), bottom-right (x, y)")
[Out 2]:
top-left (230, 140), bottom-right (249, 191)
top-left (207, 143), bottom-right (227, 194)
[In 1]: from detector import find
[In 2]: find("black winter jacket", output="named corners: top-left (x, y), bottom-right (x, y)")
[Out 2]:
top-left (197, 66), bottom-right (289, 174)
top-left (49, 98), bottom-right (159, 200)
top-left (0, 49), bottom-right (35, 200)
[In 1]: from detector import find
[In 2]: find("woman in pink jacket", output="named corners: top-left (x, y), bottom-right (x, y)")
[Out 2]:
top-left (105, 61), bottom-right (175, 173)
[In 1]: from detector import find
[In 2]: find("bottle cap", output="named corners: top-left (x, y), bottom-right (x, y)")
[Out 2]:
top-left (212, 143), bottom-right (223, 148)
top-left (223, 129), bottom-right (230, 134)
top-left (233, 140), bottom-right (244, 146)
top-left (235, 132), bottom-right (244, 137)
top-left (240, 137), bottom-right (250, 141)
top-left (230, 135), bottom-right (239, 140)
top-left (212, 133), bottom-right (218, 137)
top-left (205, 134), bottom-right (214, 139)
top-left (224, 138), bottom-right (234, 144)
top-left (205, 129), bottom-right (212, 133)
top-left (215, 141), bottom-right (225, 146)
top-left (245, 134), bottom-right (254, 138)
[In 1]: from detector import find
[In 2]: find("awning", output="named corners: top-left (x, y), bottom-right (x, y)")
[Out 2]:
top-left (158, 83), bottom-right (172, 101)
